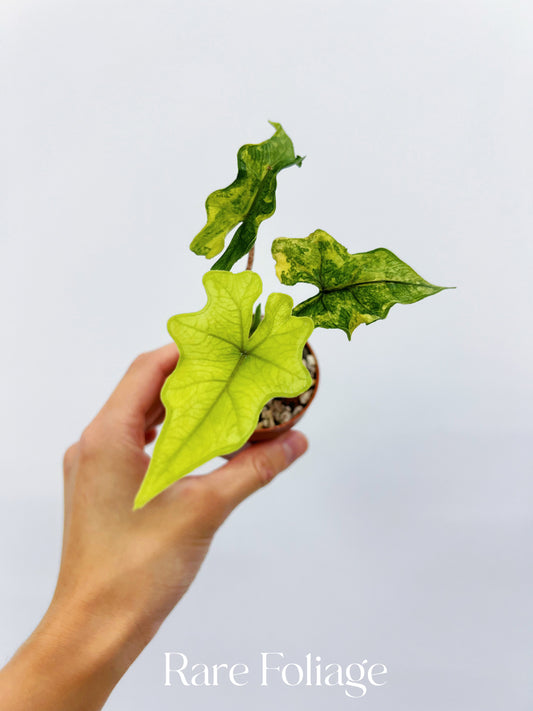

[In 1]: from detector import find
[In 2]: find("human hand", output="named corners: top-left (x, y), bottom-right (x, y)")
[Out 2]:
top-left (0, 344), bottom-right (308, 711)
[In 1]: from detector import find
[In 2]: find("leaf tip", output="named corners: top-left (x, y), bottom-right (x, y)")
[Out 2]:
top-left (133, 475), bottom-right (165, 510)
top-left (133, 491), bottom-right (148, 511)
top-left (267, 119), bottom-right (282, 131)
top-left (428, 284), bottom-right (456, 295)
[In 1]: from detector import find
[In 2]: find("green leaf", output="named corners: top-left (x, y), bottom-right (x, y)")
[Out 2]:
top-left (134, 270), bottom-right (313, 509)
top-left (190, 121), bottom-right (303, 272)
top-left (250, 302), bottom-right (262, 336)
top-left (272, 229), bottom-right (448, 340)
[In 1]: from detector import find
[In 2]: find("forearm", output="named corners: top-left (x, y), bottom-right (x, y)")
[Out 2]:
top-left (0, 595), bottom-right (148, 711)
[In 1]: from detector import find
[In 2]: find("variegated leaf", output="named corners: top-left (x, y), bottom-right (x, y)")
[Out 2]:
top-left (190, 122), bottom-right (303, 271)
top-left (272, 229), bottom-right (447, 339)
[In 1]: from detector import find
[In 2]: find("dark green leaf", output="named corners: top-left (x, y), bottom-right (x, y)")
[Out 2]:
top-left (250, 302), bottom-right (262, 336)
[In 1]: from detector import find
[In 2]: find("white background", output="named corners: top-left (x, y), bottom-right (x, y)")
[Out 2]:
top-left (1, 1), bottom-right (532, 709)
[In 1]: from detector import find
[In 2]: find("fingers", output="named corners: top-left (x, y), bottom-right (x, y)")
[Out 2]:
top-left (202, 430), bottom-right (308, 516)
top-left (63, 443), bottom-right (79, 474)
top-left (144, 428), bottom-right (158, 446)
top-left (144, 400), bottom-right (166, 431)
top-left (102, 343), bottom-right (179, 425)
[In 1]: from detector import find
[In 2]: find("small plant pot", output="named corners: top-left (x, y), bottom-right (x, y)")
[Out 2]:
top-left (249, 342), bottom-right (319, 442)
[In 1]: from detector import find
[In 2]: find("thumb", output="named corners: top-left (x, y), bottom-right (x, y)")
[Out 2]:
top-left (203, 430), bottom-right (308, 514)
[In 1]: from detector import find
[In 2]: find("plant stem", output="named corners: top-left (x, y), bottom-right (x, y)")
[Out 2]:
top-left (246, 246), bottom-right (255, 271)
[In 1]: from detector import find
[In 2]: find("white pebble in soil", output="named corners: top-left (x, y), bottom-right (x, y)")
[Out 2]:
top-left (255, 351), bottom-right (316, 429)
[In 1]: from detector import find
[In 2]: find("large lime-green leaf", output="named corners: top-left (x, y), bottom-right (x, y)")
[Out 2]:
top-left (134, 271), bottom-right (313, 509)
top-left (190, 122), bottom-right (303, 272)
top-left (272, 229), bottom-right (447, 340)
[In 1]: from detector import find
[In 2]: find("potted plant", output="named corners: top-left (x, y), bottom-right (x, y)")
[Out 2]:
top-left (133, 122), bottom-right (449, 509)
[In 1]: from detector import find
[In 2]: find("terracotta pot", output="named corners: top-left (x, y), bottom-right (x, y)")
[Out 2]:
top-left (249, 341), bottom-right (319, 442)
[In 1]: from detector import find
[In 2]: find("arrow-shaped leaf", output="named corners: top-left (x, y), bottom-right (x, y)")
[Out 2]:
top-left (134, 270), bottom-right (313, 509)
top-left (190, 121), bottom-right (303, 272)
top-left (272, 229), bottom-right (448, 340)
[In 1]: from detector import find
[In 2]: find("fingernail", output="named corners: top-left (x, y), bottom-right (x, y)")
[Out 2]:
top-left (282, 431), bottom-right (308, 464)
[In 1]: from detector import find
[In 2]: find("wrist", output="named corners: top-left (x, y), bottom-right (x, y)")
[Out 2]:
top-left (0, 590), bottom-right (151, 711)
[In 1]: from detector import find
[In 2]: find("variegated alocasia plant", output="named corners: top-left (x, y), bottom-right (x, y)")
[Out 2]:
top-left (134, 123), bottom-right (449, 509)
